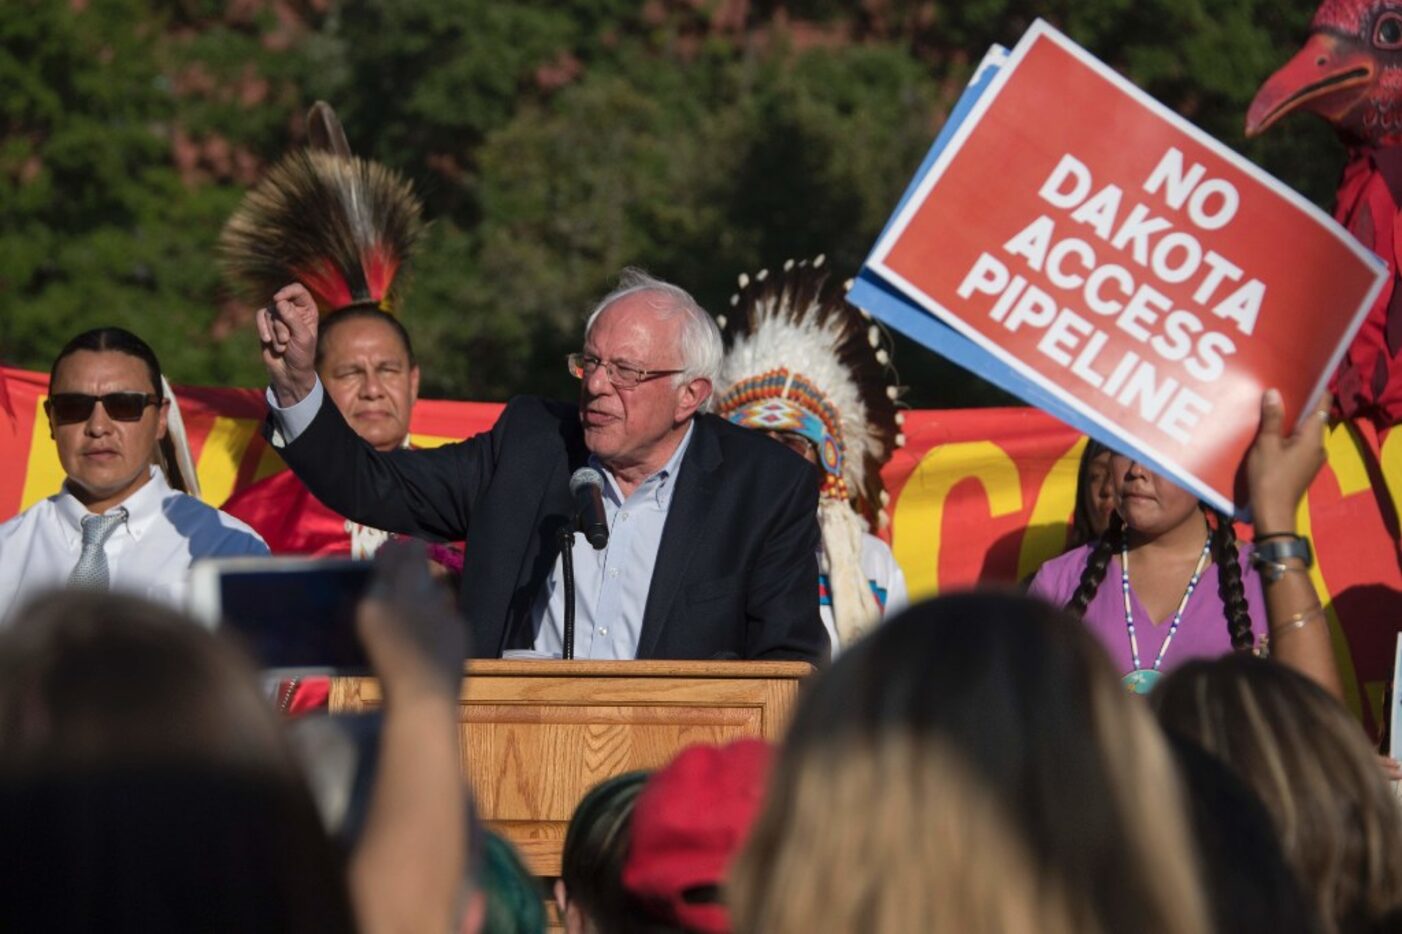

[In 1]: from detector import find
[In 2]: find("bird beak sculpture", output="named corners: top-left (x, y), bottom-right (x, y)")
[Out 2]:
top-left (1244, 2), bottom-right (1402, 427)
top-left (1247, 4), bottom-right (1402, 145)
top-left (1246, 31), bottom-right (1377, 138)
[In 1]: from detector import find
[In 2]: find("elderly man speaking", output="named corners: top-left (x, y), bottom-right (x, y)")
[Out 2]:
top-left (258, 269), bottom-right (827, 662)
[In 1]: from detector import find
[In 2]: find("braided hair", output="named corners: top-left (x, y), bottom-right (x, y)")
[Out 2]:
top-left (1209, 510), bottom-right (1254, 652)
top-left (1065, 508), bottom-right (1254, 652)
top-left (1066, 511), bottom-right (1124, 617)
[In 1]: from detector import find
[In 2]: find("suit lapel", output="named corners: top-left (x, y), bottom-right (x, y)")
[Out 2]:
top-left (495, 425), bottom-right (586, 654)
top-left (637, 416), bottom-right (723, 658)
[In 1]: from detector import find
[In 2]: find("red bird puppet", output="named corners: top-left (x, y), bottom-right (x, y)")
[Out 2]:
top-left (1248, 0), bottom-right (1402, 427)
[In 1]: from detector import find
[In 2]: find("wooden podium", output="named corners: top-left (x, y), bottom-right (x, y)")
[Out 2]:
top-left (329, 659), bottom-right (810, 876)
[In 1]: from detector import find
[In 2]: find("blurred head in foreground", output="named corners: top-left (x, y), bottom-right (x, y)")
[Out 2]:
top-left (556, 770), bottom-right (651, 934)
top-left (729, 591), bottom-right (1208, 934)
top-left (477, 830), bottom-right (545, 934)
top-left (1154, 654), bottom-right (1402, 934)
top-left (1165, 731), bottom-right (1321, 934)
top-left (0, 590), bottom-right (352, 931)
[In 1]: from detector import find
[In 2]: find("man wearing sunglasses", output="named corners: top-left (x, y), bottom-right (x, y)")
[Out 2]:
top-left (259, 269), bottom-right (826, 662)
top-left (0, 328), bottom-right (267, 621)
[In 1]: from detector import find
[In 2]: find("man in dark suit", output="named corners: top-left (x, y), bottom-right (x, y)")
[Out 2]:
top-left (257, 269), bottom-right (827, 662)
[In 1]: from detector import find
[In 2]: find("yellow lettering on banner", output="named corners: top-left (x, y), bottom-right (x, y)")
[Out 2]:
top-left (893, 441), bottom-right (1023, 600)
top-left (19, 396), bottom-right (64, 511)
top-left (195, 417), bottom-right (260, 507)
top-left (1378, 427), bottom-right (1402, 521)
top-left (1016, 438), bottom-right (1084, 581)
top-left (1295, 491), bottom-right (1363, 718)
top-left (1327, 421), bottom-right (1376, 497)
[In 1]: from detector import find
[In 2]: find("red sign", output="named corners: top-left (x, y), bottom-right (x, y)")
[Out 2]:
top-left (865, 21), bottom-right (1385, 513)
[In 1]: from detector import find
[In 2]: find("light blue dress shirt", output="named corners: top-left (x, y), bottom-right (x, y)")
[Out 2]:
top-left (528, 422), bottom-right (694, 659)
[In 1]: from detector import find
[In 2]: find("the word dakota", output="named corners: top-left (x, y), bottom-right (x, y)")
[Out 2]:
top-left (956, 147), bottom-right (1266, 443)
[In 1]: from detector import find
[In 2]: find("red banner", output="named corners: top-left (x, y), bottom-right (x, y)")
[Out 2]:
top-left (3, 366), bottom-right (1400, 733)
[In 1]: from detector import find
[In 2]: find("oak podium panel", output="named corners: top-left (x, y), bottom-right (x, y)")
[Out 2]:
top-left (330, 659), bottom-right (810, 875)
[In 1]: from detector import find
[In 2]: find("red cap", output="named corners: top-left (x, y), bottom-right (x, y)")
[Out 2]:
top-left (622, 740), bottom-right (774, 933)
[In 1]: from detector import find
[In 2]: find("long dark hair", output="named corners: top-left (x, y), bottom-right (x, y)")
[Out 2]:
top-left (1070, 439), bottom-right (1112, 548)
top-left (1065, 508), bottom-right (1253, 651)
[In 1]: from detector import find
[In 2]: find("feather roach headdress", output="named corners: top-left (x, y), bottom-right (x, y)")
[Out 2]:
top-left (218, 102), bottom-right (425, 316)
top-left (715, 256), bottom-right (905, 646)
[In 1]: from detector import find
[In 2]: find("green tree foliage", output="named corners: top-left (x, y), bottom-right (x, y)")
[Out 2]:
top-left (0, 0), bottom-right (1340, 408)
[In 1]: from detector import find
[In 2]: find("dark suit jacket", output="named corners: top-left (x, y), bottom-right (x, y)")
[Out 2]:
top-left (271, 394), bottom-right (828, 662)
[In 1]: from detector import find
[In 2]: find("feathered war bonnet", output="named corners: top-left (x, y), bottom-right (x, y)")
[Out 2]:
top-left (715, 257), bottom-right (905, 648)
top-left (217, 102), bottom-right (425, 317)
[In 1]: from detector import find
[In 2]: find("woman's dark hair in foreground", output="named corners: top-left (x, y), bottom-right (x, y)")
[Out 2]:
top-left (1065, 507), bottom-right (1254, 651)
top-left (558, 770), bottom-right (685, 934)
top-left (0, 591), bottom-right (353, 932)
top-left (559, 771), bottom-right (648, 924)
top-left (1154, 654), bottom-right (1402, 934)
top-left (1164, 731), bottom-right (1322, 934)
top-left (731, 591), bottom-right (1207, 934)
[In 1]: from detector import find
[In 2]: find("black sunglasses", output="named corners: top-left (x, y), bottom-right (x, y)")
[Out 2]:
top-left (46, 392), bottom-right (160, 425)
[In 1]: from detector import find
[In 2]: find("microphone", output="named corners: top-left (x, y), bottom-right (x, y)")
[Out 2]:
top-left (569, 467), bottom-right (609, 550)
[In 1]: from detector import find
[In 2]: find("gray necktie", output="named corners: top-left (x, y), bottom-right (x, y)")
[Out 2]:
top-left (68, 509), bottom-right (128, 590)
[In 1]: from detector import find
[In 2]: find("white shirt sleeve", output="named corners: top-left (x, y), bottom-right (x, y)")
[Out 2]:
top-left (860, 533), bottom-right (909, 619)
top-left (264, 377), bottom-right (325, 447)
top-left (883, 556), bottom-right (909, 618)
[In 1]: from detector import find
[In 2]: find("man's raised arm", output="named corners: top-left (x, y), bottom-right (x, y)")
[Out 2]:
top-left (257, 282), bottom-right (321, 408)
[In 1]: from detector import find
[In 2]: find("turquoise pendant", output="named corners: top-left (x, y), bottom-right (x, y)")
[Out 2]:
top-left (1122, 669), bottom-right (1161, 694)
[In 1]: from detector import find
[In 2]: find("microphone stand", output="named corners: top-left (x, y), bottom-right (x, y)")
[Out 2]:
top-left (557, 526), bottom-right (576, 660)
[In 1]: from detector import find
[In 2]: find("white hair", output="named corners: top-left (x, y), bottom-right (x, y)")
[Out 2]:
top-left (585, 267), bottom-right (723, 412)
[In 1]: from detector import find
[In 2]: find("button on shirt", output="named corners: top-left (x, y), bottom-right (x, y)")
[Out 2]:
top-left (0, 466), bottom-right (269, 623)
top-left (529, 423), bottom-right (694, 659)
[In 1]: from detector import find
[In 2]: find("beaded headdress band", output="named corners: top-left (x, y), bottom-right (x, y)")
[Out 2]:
top-left (714, 257), bottom-right (904, 526)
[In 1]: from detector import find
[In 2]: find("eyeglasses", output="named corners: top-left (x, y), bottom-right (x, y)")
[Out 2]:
top-left (46, 392), bottom-right (159, 425)
top-left (567, 353), bottom-right (683, 389)
top-left (763, 430), bottom-right (817, 460)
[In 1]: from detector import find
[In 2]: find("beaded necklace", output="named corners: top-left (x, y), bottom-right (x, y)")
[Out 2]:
top-left (1120, 533), bottom-right (1212, 694)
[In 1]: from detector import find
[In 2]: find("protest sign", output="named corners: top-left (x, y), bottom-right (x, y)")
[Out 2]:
top-left (853, 19), bottom-right (1386, 513)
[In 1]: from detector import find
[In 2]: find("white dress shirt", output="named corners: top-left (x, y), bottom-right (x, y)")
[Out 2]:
top-left (0, 467), bottom-right (268, 622)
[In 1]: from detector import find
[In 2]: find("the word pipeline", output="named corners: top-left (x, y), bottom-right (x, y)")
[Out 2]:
top-left (955, 147), bottom-right (1264, 443)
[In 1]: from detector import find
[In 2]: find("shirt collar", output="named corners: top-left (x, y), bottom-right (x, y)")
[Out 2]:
top-left (55, 466), bottom-right (173, 547)
top-left (590, 420), bottom-right (695, 509)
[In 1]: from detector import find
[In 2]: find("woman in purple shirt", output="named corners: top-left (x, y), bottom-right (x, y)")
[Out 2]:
top-left (1030, 390), bottom-right (1340, 697)
top-left (1029, 461), bottom-right (1265, 694)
